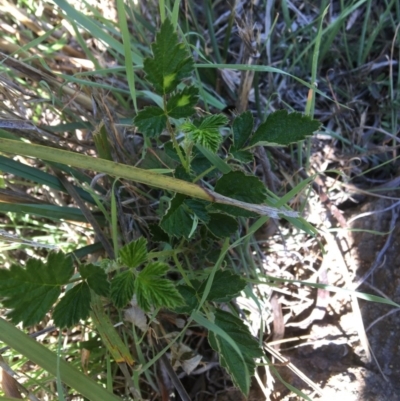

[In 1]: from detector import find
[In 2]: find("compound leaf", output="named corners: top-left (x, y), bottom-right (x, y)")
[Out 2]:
top-left (0, 252), bottom-right (74, 326)
top-left (182, 114), bottom-right (228, 153)
top-left (135, 262), bottom-right (184, 311)
top-left (233, 111), bottom-right (253, 150)
top-left (208, 309), bottom-right (263, 395)
top-left (119, 237), bottom-right (148, 268)
top-left (53, 282), bottom-right (91, 328)
top-left (134, 106), bottom-right (167, 138)
top-left (166, 86), bottom-right (199, 118)
top-left (249, 110), bottom-right (321, 147)
top-left (110, 270), bottom-right (136, 308)
top-left (79, 263), bottom-right (109, 297)
top-left (144, 19), bottom-right (194, 95)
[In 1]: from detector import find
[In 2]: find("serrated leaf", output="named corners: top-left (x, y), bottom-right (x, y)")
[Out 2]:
top-left (233, 111), bottom-right (253, 149)
top-left (53, 282), bottom-right (91, 328)
top-left (133, 106), bottom-right (167, 138)
top-left (110, 270), bottom-right (136, 308)
top-left (135, 262), bottom-right (184, 311)
top-left (199, 270), bottom-right (246, 302)
top-left (184, 199), bottom-right (210, 223)
top-left (148, 224), bottom-right (170, 243)
top-left (166, 86), bottom-right (199, 118)
top-left (208, 309), bottom-right (263, 395)
top-left (248, 110), bottom-right (321, 147)
top-left (0, 252), bottom-right (74, 326)
top-left (212, 171), bottom-right (266, 216)
top-left (144, 19), bottom-right (194, 94)
top-left (119, 237), bottom-right (148, 268)
top-left (79, 263), bottom-right (109, 297)
top-left (198, 114), bottom-right (229, 131)
top-left (160, 194), bottom-right (193, 238)
top-left (182, 114), bottom-right (227, 153)
top-left (175, 285), bottom-right (198, 314)
top-left (207, 213), bottom-right (238, 238)
top-left (215, 171), bottom-right (267, 204)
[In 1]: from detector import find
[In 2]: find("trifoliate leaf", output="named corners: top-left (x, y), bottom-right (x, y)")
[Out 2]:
top-left (184, 199), bottom-right (210, 223)
top-left (0, 252), bottom-right (74, 326)
top-left (160, 194), bottom-right (193, 238)
top-left (182, 114), bottom-right (228, 153)
top-left (110, 270), bottom-right (136, 308)
top-left (119, 237), bottom-right (148, 268)
top-left (199, 270), bottom-right (246, 302)
top-left (166, 86), bottom-right (199, 118)
top-left (233, 111), bottom-right (254, 149)
top-left (79, 263), bottom-right (109, 297)
top-left (208, 309), bottom-right (263, 395)
top-left (135, 262), bottom-right (184, 311)
top-left (248, 110), bottom-right (321, 147)
top-left (207, 213), bottom-right (238, 238)
top-left (53, 282), bottom-right (91, 328)
top-left (144, 19), bottom-right (194, 95)
top-left (133, 106), bottom-right (167, 138)
top-left (215, 171), bottom-right (267, 204)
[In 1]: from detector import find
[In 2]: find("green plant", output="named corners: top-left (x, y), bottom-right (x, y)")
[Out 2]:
top-left (0, 17), bottom-right (321, 398)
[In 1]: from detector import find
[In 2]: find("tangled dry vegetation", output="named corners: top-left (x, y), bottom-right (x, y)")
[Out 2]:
top-left (0, 0), bottom-right (399, 400)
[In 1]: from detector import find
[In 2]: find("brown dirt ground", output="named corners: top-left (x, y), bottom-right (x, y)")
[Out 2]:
top-left (269, 195), bottom-right (400, 400)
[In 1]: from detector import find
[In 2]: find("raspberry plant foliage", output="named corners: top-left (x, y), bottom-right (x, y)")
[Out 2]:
top-left (0, 18), bottom-right (322, 397)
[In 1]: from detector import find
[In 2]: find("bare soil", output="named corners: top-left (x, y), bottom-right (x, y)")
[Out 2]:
top-left (272, 195), bottom-right (400, 400)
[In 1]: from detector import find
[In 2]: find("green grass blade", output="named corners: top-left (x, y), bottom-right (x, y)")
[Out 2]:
top-left (0, 318), bottom-right (122, 401)
top-left (171, 0), bottom-right (181, 28)
top-left (12, 27), bottom-right (58, 56)
top-left (0, 203), bottom-right (104, 224)
top-left (116, 0), bottom-right (138, 113)
top-left (158, 0), bottom-right (166, 22)
top-left (53, 0), bottom-right (142, 65)
top-left (195, 63), bottom-right (336, 103)
top-left (191, 311), bottom-right (246, 367)
top-left (0, 156), bottom-right (97, 204)
top-left (195, 144), bottom-right (231, 174)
